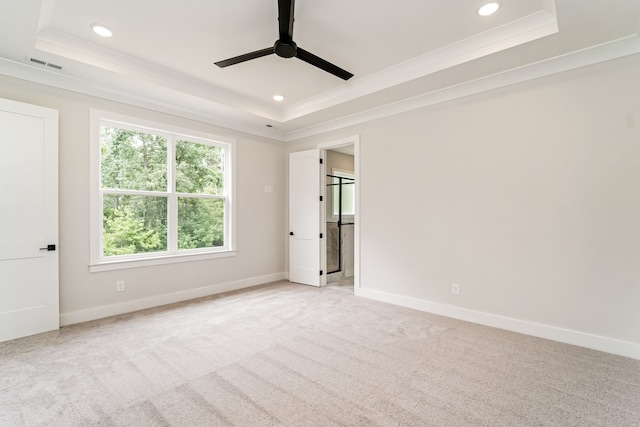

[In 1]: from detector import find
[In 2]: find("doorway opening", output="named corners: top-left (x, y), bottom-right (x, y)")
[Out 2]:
top-left (320, 140), bottom-right (357, 293)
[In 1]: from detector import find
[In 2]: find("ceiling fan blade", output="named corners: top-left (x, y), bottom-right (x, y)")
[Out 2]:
top-left (215, 47), bottom-right (274, 68)
top-left (278, 0), bottom-right (295, 42)
top-left (296, 48), bottom-right (354, 81)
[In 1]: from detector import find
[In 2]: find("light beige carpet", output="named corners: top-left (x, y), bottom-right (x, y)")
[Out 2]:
top-left (1, 281), bottom-right (639, 426)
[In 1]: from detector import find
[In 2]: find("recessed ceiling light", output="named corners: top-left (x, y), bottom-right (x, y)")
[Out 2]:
top-left (92, 25), bottom-right (113, 38)
top-left (478, 2), bottom-right (500, 16)
top-left (273, 95), bottom-right (285, 102)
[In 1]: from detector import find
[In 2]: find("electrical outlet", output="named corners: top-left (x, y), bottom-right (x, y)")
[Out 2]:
top-left (451, 283), bottom-right (460, 295)
top-left (116, 280), bottom-right (125, 292)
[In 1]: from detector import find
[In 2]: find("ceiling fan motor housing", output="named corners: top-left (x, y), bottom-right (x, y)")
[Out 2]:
top-left (274, 40), bottom-right (297, 58)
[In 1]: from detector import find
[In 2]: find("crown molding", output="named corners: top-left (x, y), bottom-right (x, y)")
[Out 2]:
top-left (33, 3), bottom-right (558, 126)
top-left (2, 31), bottom-right (638, 144)
top-left (34, 29), bottom-right (284, 122)
top-left (282, 7), bottom-right (558, 121)
top-left (0, 56), bottom-right (286, 141)
top-left (283, 33), bottom-right (640, 141)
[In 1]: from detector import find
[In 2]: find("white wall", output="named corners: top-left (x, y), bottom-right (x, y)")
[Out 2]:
top-left (288, 53), bottom-right (640, 357)
top-left (326, 151), bottom-right (354, 173)
top-left (0, 75), bottom-right (286, 323)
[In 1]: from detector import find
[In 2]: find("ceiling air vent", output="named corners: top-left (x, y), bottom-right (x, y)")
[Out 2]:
top-left (29, 57), bottom-right (46, 66)
top-left (26, 56), bottom-right (63, 71)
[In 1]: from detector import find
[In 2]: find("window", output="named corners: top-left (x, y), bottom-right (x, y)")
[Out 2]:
top-left (331, 169), bottom-right (355, 218)
top-left (90, 110), bottom-right (235, 271)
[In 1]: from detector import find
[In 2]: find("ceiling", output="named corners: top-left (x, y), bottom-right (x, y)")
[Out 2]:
top-left (1, 0), bottom-right (639, 141)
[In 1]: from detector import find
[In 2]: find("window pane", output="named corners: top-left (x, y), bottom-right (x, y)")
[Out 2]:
top-left (103, 194), bottom-right (167, 256)
top-left (341, 181), bottom-right (355, 216)
top-left (332, 177), bottom-right (341, 217)
top-left (101, 127), bottom-right (167, 191)
top-left (332, 176), bottom-right (355, 217)
top-left (178, 197), bottom-right (224, 249)
top-left (175, 140), bottom-right (224, 195)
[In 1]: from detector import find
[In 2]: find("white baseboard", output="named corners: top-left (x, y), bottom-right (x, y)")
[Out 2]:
top-left (355, 287), bottom-right (640, 361)
top-left (60, 272), bottom-right (286, 326)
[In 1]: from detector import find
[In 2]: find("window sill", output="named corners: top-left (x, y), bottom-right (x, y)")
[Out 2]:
top-left (89, 249), bottom-right (237, 272)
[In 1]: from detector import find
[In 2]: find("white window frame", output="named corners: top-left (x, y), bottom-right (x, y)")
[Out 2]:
top-left (89, 109), bottom-right (236, 272)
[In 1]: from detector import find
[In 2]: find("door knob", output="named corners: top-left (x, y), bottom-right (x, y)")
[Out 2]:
top-left (289, 232), bottom-right (294, 236)
top-left (39, 244), bottom-right (56, 251)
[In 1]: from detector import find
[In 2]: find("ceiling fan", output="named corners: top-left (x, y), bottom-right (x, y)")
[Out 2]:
top-left (214, 0), bottom-right (354, 81)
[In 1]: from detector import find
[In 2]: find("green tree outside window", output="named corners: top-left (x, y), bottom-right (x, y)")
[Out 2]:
top-left (100, 126), bottom-right (226, 256)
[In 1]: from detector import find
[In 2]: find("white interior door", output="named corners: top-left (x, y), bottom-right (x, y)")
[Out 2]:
top-left (0, 98), bottom-right (59, 342)
top-left (289, 149), bottom-right (320, 286)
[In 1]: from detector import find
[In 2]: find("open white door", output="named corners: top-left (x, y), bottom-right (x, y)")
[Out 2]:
top-left (289, 149), bottom-right (320, 286)
top-left (0, 98), bottom-right (59, 342)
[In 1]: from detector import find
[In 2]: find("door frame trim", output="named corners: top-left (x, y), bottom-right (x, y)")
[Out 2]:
top-left (318, 135), bottom-right (360, 290)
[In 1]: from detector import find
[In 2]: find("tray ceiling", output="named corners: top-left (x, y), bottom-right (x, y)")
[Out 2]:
top-left (1, 0), bottom-right (639, 140)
